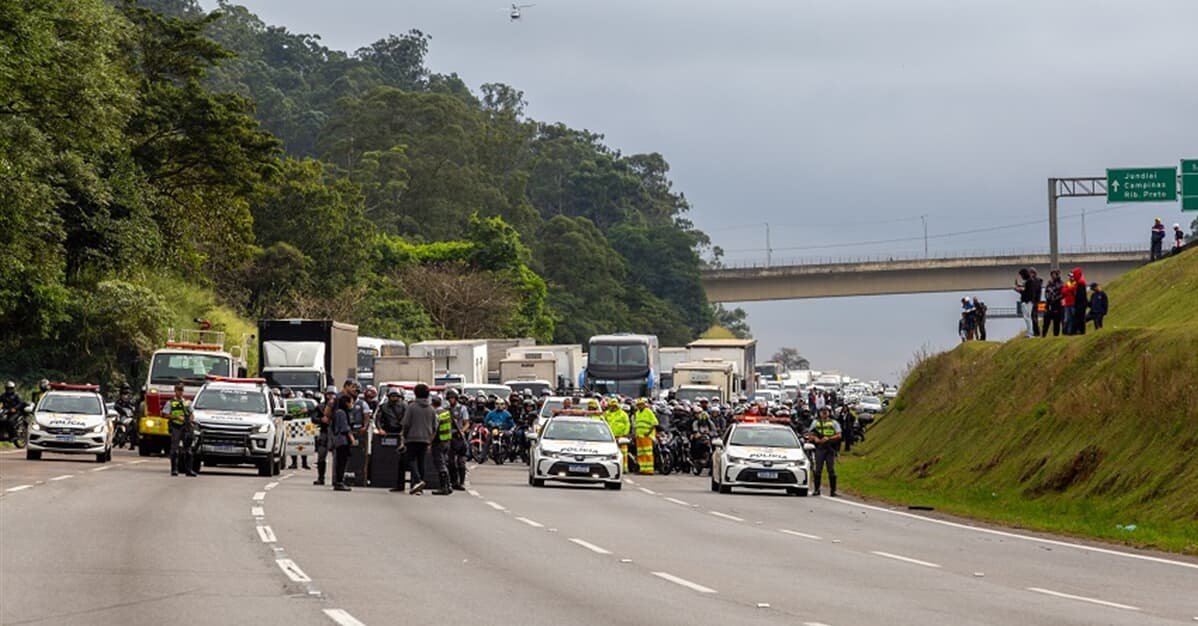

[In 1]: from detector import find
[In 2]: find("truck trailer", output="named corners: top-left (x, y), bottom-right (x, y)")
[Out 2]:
top-left (408, 340), bottom-right (489, 384)
top-left (258, 320), bottom-right (358, 393)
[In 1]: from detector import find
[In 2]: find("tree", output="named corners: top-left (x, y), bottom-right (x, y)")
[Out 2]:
top-left (712, 304), bottom-right (752, 339)
top-left (770, 347), bottom-right (809, 371)
top-left (396, 263), bottom-right (518, 339)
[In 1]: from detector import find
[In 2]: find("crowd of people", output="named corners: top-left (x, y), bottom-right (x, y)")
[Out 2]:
top-left (1150, 218), bottom-right (1188, 262)
top-left (1013, 266), bottom-right (1109, 338)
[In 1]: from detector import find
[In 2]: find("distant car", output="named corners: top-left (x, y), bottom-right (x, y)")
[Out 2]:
top-left (461, 384), bottom-right (513, 400)
top-left (750, 389), bottom-right (781, 404)
top-left (527, 415), bottom-right (623, 490)
top-left (27, 384), bottom-right (115, 463)
top-left (882, 386), bottom-right (899, 400)
top-left (711, 423), bottom-right (810, 496)
top-left (857, 396), bottom-right (885, 414)
top-left (505, 380), bottom-right (553, 398)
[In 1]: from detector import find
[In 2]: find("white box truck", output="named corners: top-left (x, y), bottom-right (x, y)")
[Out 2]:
top-left (373, 356), bottom-right (436, 385)
top-left (685, 338), bottom-right (757, 395)
top-left (481, 338), bottom-right (536, 383)
top-left (672, 359), bottom-right (737, 403)
top-left (505, 344), bottom-right (584, 391)
top-left (408, 340), bottom-right (488, 384)
top-left (659, 347), bottom-right (688, 390)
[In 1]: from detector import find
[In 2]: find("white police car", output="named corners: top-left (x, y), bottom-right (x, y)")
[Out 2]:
top-left (27, 383), bottom-right (115, 463)
top-left (191, 376), bottom-right (287, 476)
top-left (528, 415), bottom-right (623, 490)
top-left (711, 422), bottom-right (811, 496)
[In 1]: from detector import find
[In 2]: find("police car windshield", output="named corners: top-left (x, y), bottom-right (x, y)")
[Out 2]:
top-left (40, 394), bottom-right (102, 415)
top-left (729, 427), bottom-right (800, 448)
top-left (543, 420), bottom-right (613, 442)
top-left (194, 388), bottom-right (267, 413)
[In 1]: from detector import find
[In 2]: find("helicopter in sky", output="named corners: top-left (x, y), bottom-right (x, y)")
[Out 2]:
top-left (508, 3), bottom-right (535, 21)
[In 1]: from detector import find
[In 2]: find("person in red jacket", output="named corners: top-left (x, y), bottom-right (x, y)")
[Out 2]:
top-left (1069, 267), bottom-right (1088, 335)
top-left (1061, 276), bottom-right (1077, 335)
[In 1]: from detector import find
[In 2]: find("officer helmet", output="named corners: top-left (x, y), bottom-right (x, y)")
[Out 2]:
top-left (445, 388), bottom-right (459, 399)
top-left (586, 399), bottom-right (601, 410)
top-left (39, 379), bottom-right (50, 390)
top-left (635, 397), bottom-right (647, 407)
top-left (431, 395), bottom-right (443, 406)
top-left (119, 382), bottom-right (131, 392)
top-left (605, 398), bottom-right (620, 408)
top-left (173, 382), bottom-right (185, 391)
top-left (4, 381), bottom-right (14, 390)
top-left (386, 389), bottom-right (401, 398)
top-left (325, 385), bottom-right (338, 394)
top-left (540, 389), bottom-right (551, 397)
top-left (522, 388), bottom-right (533, 398)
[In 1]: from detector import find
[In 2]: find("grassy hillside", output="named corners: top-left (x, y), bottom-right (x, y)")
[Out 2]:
top-left (137, 273), bottom-right (259, 373)
top-left (840, 248), bottom-right (1198, 554)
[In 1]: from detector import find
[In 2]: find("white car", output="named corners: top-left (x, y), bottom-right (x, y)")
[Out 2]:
top-left (527, 415), bottom-right (623, 490)
top-left (27, 384), bottom-right (115, 462)
top-left (882, 386), bottom-right (899, 400)
top-left (711, 423), bottom-right (811, 496)
top-left (192, 377), bottom-right (287, 476)
top-left (857, 396), bottom-right (885, 414)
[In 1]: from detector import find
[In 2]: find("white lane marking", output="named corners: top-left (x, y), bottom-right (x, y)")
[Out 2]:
top-left (516, 517), bottom-right (544, 528)
top-left (90, 466), bottom-right (111, 472)
top-left (467, 489), bottom-right (481, 497)
top-left (871, 551), bottom-right (941, 568)
top-left (779, 529), bottom-right (822, 540)
top-left (256, 525), bottom-right (277, 543)
top-left (5, 485), bottom-right (33, 492)
top-left (651, 571), bottom-right (717, 594)
top-left (49, 474), bottom-right (74, 481)
top-left (251, 506), bottom-right (265, 517)
top-left (568, 538), bottom-right (612, 555)
top-left (252, 491), bottom-right (266, 501)
top-left (804, 622), bottom-right (832, 626)
top-left (323, 609), bottom-right (367, 626)
top-left (626, 478), bottom-right (637, 485)
top-left (823, 497), bottom-right (1198, 571)
top-left (709, 511), bottom-right (744, 522)
top-left (1026, 587), bottom-right (1140, 611)
top-left (126, 460), bottom-right (146, 465)
top-left (638, 487), bottom-right (657, 495)
top-left (280, 473), bottom-right (294, 481)
top-left (756, 603), bottom-right (770, 608)
top-left (264, 482), bottom-right (279, 490)
top-left (485, 501), bottom-right (506, 511)
top-left (275, 558), bottom-right (312, 583)
top-left (664, 497), bottom-right (691, 506)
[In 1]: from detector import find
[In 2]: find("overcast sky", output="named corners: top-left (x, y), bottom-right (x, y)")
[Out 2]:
top-left (208, 0), bottom-right (1198, 381)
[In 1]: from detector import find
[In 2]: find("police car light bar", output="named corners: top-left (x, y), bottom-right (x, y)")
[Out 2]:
top-left (49, 382), bottom-right (100, 391)
top-left (204, 375), bottom-right (267, 384)
top-left (164, 341), bottom-right (224, 351)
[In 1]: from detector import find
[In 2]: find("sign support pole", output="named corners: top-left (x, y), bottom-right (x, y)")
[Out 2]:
top-left (1046, 177), bottom-right (1106, 272)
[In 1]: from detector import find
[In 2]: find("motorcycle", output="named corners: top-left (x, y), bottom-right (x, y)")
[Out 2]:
top-left (112, 404), bottom-right (136, 450)
top-left (689, 431), bottom-right (713, 476)
top-left (488, 428), bottom-right (510, 466)
top-left (0, 403), bottom-right (30, 449)
top-left (510, 423), bottom-right (531, 465)
top-left (468, 422), bottom-right (490, 464)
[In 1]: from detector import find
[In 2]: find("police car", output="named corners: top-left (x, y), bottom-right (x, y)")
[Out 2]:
top-left (711, 422), bottom-right (811, 496)
top-left (191, 376), bottom-right (287, 477)
top-left (26, 383), bottom-right (116, 463)
top-left (527, 415), bottom-right (623, 490)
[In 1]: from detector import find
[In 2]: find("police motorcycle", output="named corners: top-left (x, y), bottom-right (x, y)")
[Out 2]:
top-left (488, 427), bottom-right (511, 465)
top-left (1, 402), bottom-right (31, 448)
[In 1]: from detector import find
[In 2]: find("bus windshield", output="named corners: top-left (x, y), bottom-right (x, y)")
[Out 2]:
top-left (149, 353), bottom-right (231, 385)
top-left (588, 343), bottom-right (648, 368)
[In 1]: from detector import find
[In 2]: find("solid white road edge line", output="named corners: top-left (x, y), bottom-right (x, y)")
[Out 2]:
top-left (5, 485), bottom-right (33, 492)
top-left (779, 529), bottom-right (822, 540)
top-left (90, 466), bottom-right (111, 472)
top-left (516, 517), bottom-right (544, 528)
top-left (485, 501), bottom-right (506, 511)
top-left (252, 491), bottom-right (266, 501)
top-left (568, 538), bottom-right (612, 555)
top-left (256, 525), bottom-right (277, 543)
top-left (871, 551), bottom-right (941, 568)
top-left (822, 496), bottom-right (1198, 571)
top-left (1025, 587), bottom-right (1140, 611)
top-left (49, 474), bottom-right (73, 481)
top-left (638, 487), bottom-right (658, 495)
top-left (251, 506), bottom-right (265, 517)
top-left (322, 609), bottom-right (367, 626)
top-left (664, 497), bottom-right (691, 506)
top-left (651, 572), bottom-right (717, 594)
top-left (275, 558), bottom-right (312, 583)
top-left (709, 511), bottom-right (744, 522)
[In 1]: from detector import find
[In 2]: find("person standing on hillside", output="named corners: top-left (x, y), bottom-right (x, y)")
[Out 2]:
top-left (1060, 274), bottom-right (1077, 335)
top-left (1150, 218), bottom-right (1166, 260)
top-left (1174, 224), bottom-right (1186, 255)
top-left (1040, 269), bottom-right (1064, 337)
top-left (1070, 267), bottom-right (1089, 335)
top-left (1028, 268), bottom-right (1043, 337)
top-left (972, 296), bottom-right (988, 340)
top-left (1089, 283), bottom-right (1109, 330)
top-left (1015, 268), bottom-right (1035, 338)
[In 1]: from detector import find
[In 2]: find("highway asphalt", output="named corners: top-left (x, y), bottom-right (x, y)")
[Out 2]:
top-left (2, 447), bottom-right (1196, 625)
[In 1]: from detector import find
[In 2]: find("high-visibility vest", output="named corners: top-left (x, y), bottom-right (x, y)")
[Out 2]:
top-left (166, 398), bottom-right (189, 425)
top-left (634, 409), bottom-right (658, 437)
top-left (605, 409), bottom-right (630, 437)
top-left (436, 410), bottom-right (453, 442)
top-left (813, 418), bottom-right (838, 438)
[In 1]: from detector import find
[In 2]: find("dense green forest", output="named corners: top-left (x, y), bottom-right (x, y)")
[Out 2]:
top-left (1, 0), bottom-right (745, 387)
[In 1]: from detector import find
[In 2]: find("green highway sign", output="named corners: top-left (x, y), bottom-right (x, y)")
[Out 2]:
top-left (1106, 167), bottom-right (1177, 203)
top-left (1183, 159), bottom-right (1198, 211)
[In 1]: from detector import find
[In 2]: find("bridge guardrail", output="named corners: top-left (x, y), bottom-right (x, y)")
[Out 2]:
top-left (713, 243), bottom-right (1147, 270)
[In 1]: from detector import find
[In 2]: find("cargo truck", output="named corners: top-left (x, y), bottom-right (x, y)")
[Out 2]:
top-left (685, 338), bottom-right (757, 395)
top-left (373, 356), bottom-right (436, 385)
top-left (480, 338), bottom-right (535, 384)
top-left (659, 347), bottom-right (688, 391)
top-left (505, 344), bottom-right (584, 392)
top-left (499, 357), bottom-right (556, 384)
top-left (356, 337), bottom-right (407, 387)
top-left (672, 359), bottom-right (737, 403)
top-left (408, 340), bottom-right (488, 384)
top-left (258, 320), bottom-right (358, 393)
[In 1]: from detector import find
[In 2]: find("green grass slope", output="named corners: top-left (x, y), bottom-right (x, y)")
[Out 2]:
top-left (841, 248), bottom-right (1198, 554)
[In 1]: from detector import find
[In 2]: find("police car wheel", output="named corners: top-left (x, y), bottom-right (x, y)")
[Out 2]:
top-left (787, 487), bottom-right (808, 497)
top-left (710, 475), bottom-right (719, 492)
top-left (26, 449), bottom-right (41, 461)
top-left (257, 458), bottom-right (272, 477)
top-left (604, 481), bottom-right (622, 490)
top-left (718, 481), bottom-right (732, 494)
top-left (530, 475), bottom-right (545, 487)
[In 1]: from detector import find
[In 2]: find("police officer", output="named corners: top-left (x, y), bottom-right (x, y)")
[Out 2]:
top-left (806, 407), bottom-right (842, 496)
top-left (313, 385), bottom-right (336, 486)
top-left (115, 383), bottom-right (139, 449)
top-left (445, 389), bottom-right (469, 490)
top-left (431, 396), bottom-right (454, 495)
top-left (1, 381), bottom-right (22, 413)
top-left (165, 382), bottom-right (197, 477)
top-left (376, 389), bottom-right (405, 434)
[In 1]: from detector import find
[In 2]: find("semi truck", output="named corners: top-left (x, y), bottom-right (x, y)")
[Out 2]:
top-left (685, 338), bottom-right (757, 395)
top-left (373, 356), bottom-right (436, 385)
top-left (408, 340), bottom-right (489, 384)
top-left (258, 320), bottom-right (358, 393)
top-left (505, 344), bottom-right (584, 392)
top-left (672, 359), bottom-right (737, 403)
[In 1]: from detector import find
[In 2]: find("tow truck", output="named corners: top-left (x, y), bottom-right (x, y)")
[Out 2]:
top-left (139, 328), bottom-right (248, 456)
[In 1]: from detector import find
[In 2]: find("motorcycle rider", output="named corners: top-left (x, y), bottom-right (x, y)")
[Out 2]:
top-left (114, 383), bottom-right (139, 449)
top-left (689, 407), bottom-right (716, 467)
top-left (446, 389), bottom-right (470, 489)
top-left (165, 382), bottom-right (197, 477)
top-left (1, 381), bottom-right (23, 413)
top-left (806, 407), bottom-right (842, 496)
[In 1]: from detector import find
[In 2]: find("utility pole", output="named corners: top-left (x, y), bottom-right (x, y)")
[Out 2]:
top-left (920, 215), bottom-right (928, 256)
top-left (1081, 208), bottom-right (1088, 252)
top-left (765, 222), bottom-right (772, 268)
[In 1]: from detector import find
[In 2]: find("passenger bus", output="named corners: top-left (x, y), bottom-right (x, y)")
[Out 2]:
top-left (583, 334), bottom-right (660, 398)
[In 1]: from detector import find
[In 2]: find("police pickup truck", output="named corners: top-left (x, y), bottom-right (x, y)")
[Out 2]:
top-left (711, 422), bottom-right (811, 496)
top-left (26, 383), bottom-right (115, 463)
top-left (527, 415), bottom-right (623, 490)
top-left (191, 376), bottom-right (286, 476)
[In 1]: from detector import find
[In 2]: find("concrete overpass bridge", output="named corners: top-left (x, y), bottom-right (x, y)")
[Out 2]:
top-left (701, 245), bottom-right (1148, 303)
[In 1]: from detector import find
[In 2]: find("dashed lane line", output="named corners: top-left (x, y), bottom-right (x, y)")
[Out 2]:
top-left (651, 571), bottom-right (717, 594)
top-left (5, 485), bottom-right (33, 492)
top-left (124, 460), bottom-right (147, 465)
top-left (664, 497), bottom-right (691, 507)
top-left (870, 551), bottom-right (941, 569)
top-left (49, 474), bottom-right (74, 481)
top-left (568, 538), bottom-right (612, 555)
top-left (322, 609), bottom-right (367, 626)
top-left (89, 466), bottom-right (111, 472)
top-left (466, 489), bottom-right (481, 497)
top-left (709, 511), bottom-right (744, 522)
top-left (485, 501), bottom-right (506, 511)
top-left (264, 481), bottom-right (279, 490)
top-left (804, 622), bottom-right (832, 626)
top-left (275, 558), bottom-right (312, 583)
top-left (1025, 587), bottom-right (1140, 611)
top-left (638, 487), bottom-right (657, 495)
top-left (779, 529), bottom-right (822, 541)
top-left (256, 525), bottom-right (277, 543)
top-left (252, 491), bottom-right (266, 501)
top-left (251, 506), bottom-right (265, 517)
top-left (822, 496), bottom-right (1198, 571)
top-left (516, 517), bottom-right (544, 528)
